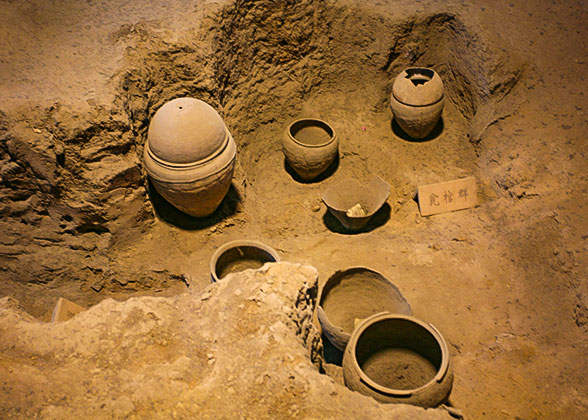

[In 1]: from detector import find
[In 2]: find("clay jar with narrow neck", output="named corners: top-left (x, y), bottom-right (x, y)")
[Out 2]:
top-left (282, 118), bottom-right (338, 181)
top-left (390, 68), bottom-right (444, 139)
top-left (143, 97), bottom-right (236, 217)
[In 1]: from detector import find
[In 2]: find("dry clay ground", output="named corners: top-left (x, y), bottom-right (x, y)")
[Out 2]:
top-left (1, 0), bottom-right (587, 419)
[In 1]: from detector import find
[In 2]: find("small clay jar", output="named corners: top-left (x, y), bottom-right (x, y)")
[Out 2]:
top-left (143, 98), bottom-right (236, 217)
top-left (390, 68), bottom-right (444, 139)
top-left (282, 118), bottom-right (338, 181)
top-left (317, 267), bottom-right (412, 351)
top-left (342, 313), bottom-right (453, 408)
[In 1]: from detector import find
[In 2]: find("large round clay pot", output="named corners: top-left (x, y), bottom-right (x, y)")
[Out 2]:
top-left (317, 267), bottom-right (412, 351)
top-left (342, 313), bottom-right (453, 408)
top-left (282, 118), bottom-right (338, 181)
top-left (210, 240), bottom-right (280, 282)
top-left (390, 68), bottom-right (444, 139)
top-left (143, 97), bottom-right (236, 217)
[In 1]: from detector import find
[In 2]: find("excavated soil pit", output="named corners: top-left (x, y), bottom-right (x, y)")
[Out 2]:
top-left (2, 0), bottom-right (587, 419)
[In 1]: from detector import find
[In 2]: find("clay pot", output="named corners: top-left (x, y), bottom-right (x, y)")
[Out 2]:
top-left (342, 313), bottom-right (453, 408)
top-left (390, 68), bottom-right (444, 139)
top-left (322, 176), bottom-right (390, 231)
top-left (143, 97), bottom-right (236, 217)
top-left (282, 118), bottom-right (338, 181)
top-left (317, 267), bottom-right (412, 351)
top-left (210, 240), bottom-right (280, 282)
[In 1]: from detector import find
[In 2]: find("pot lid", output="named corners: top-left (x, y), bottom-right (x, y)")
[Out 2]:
top-left (392, 68), bottom-right (444, 106)
top-left (147, 97), bottom-right (227, 164)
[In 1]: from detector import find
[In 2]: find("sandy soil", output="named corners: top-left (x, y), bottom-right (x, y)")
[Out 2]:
top-left (1, 0), bottom-right (587, 419)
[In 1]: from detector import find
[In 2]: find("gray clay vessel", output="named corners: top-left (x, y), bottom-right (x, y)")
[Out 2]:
top-left (322, 176), bottom-right (390, 231)
top-left (282, 118), bottom-right (338, 181)
top-left (143, 97), bottom-right (236, 217)
top-left (210, 240), bottom-right (280, 282)
top-left (317, 267), bottom-right (412, 351)
top-left (390, 68), bottom-right (444, 139)
top-left (342, 312), bottom-right (453, 408)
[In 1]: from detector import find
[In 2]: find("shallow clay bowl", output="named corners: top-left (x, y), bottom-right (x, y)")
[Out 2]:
top-left (317, 267), bottom-right (412, 351)
top-left (322, 176), bottom-right (390, 231)
top-left (210, 240), bottom-right (280, 282)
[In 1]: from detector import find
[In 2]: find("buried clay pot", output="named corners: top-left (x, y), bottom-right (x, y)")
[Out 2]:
top-left (317, 267), bottom-right (411, 351)
top-left (390, 68), bottom-right (444, 139)
top-left (322, 176), bottom-right (390, 231)
top-left (282, 118), bottom-right (338, 181)
top-left (143, 97), bottom-right (236, 217)
top-left (342, 313), bottom-right (453, 408)
top-left (210, 240), bottom-right (280, 282)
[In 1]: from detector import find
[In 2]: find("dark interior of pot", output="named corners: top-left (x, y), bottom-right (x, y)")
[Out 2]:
top-left (290, 119), bottom-right (334, 146)
top-left (215, 245), bottom-right (277, 280)
top-left (405, 68), bottom-right (434, 86)
top-left (355, 318), bottom-right (442, 390)
top-left (320, 269), bottom-right (411, 333)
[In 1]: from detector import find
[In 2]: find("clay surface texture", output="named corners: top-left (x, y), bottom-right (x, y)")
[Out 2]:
top-left (343, 313), bottom-right (453, 408)
top-left (322, 176), bottom-right (391, 231)
top-left (144, 97), bottom-right (236, 217)
top-left (210, 240), bottom-right (280, 282)
top-left (282, 118), bottom-right (339, 180)
top-left (390, 68), bottom-right (444, 139)
top-left (318, 267), bottom-right (412, 350)
top-left (0, 263), bottom-right (454, 420)
top-left (1, 0), bottom-right (587, 419)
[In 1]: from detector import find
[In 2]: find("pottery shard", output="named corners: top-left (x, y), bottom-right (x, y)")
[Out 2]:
top-left (346, 203), bottom-right (367, 218)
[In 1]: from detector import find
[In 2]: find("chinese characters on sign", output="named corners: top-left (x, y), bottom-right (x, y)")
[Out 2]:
top-left (417, 177), bottom-right (478, 216)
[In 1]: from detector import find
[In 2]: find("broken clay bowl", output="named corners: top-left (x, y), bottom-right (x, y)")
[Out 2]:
top-left (210, 240), bottom-right (280, 282)
top-left (390, 68), bottom-right (444, 139)
top-left (322, 176), bottom-right (390, 231)
top-left (342, 312), bottom-right (453, 408)
top-left (282, 118), bottom-right (338, 181)
top-left (317, 267), bottom-right (412, 351)
top-left (144, 97), bottom-right (236, 217)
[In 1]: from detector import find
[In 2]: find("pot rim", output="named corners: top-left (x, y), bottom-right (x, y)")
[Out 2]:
top-left (210, 239), bottom-right (281, 283)
top-left (348, 312), bottom-right (450, 397)
top-left (146, 125), bottom-right (231, 169)
top-left (318, 267), bottom-right (412, 339)
top-left (321, 175), bottom-right (390, 216)
top-left (392, 67), bottom-right (444, 107)
top-left (286, 118), bottom-right (337, 148)
top-left (144, 130), bottom-right (236, 183)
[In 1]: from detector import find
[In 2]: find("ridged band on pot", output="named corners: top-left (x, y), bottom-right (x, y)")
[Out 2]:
top-left (282, 118), bottom-right (339, 180)
top-left (143, 98), bottom-right (237, 217)
top-left (317, 267), bottom-right (412, 351)
top-left (210, 240), bottom-right (280, 283)
top-left (342, 312), bottom-right (453, 408)
top-left (390, 68), bottom-right (444, 139)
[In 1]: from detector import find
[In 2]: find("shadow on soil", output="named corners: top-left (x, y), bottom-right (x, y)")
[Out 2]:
top-left (323, 202), bottom-right (391, 234)
top-left (391, 117), bottom-right (444, 143)
top-left (284, 154), bottom-right (340, 184)
top-left (147, 179), bottom-right (241, 230)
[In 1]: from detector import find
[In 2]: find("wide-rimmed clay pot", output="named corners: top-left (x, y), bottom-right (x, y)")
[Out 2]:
top-left (342, 312), bottom-right (453, 408)
top-left (322, 176), bottom-right (390, 231)
top-left (210, 240), bottom-right (280, 282)
top-left (282, 118), bottom-right (338, 181)
top-left (143, 97), bottom-right (236, 217)
top-left (317, 267), bottom-right (411, 351)
top-left (390, 68), bottom-right (444, 139)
